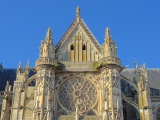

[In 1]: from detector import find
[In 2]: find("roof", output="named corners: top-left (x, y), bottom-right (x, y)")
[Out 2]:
top-left (55, 15), bottom-right (101, 53)
top-left (0, 68), bottom-right (159, 91)
top-left (121, 69), bottom-right (160, 90)
top-left (0, 69), bottom-right (36, 91)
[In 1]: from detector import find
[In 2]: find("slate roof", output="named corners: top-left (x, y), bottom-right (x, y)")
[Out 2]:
top-left (0, 68), bottom-right (160, 91)
top-left (0, 69), bottom-right (36, 91)
top-left (121, 69), bottom-right (160, 90)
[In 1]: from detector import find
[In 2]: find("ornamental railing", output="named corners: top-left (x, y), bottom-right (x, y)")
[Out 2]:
top-left (36, 57), bottom-right (57, 66)
top-left (99, 56), bottom-right (121, 66)
top-left (59, 61), bottom-right (95, 71)
top-left (60, 61), bottom-right (94, 67)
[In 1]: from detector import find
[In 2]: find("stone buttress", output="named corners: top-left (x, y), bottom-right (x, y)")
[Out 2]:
top-left (33, 28), bottom-right (56, 120)
top-left (100, 28), bottom-right (123, 120)
top-left (10, 61), bottom-right (30, 120)
top-left (1, 81), bottom-right (12, 120)
top-left (135, 63), bottom-right (154, 120)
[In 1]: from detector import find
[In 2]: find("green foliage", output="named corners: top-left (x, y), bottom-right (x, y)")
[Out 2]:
top-left (53, 62), bottom-right (63, 70)
top-left (93, 62), bottom-right (101, 70)
top-left (93, 62), bottom-right (107, 70)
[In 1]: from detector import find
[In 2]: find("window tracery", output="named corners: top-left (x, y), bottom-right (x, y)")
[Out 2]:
top-left (58, 77), bottom-right (97, 113)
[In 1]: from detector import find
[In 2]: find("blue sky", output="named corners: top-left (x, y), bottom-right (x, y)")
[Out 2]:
top-left (0, 1), bottom-right (160, 68)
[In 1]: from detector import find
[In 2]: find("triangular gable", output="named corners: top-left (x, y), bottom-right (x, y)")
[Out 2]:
top-left (55, 9), bottom-right (102, 62)
top-left (56, 17), bottom-right (101, 53)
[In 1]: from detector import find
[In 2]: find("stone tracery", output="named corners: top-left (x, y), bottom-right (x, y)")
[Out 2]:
top-left (58, 77), bottom-right (97, 113)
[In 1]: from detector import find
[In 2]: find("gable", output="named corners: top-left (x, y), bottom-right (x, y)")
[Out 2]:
top-left (55, 18), bottom-right (102, 62)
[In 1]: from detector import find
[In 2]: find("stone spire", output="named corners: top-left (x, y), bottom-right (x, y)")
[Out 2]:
top-left (45, 27), bottom-right (53, 44)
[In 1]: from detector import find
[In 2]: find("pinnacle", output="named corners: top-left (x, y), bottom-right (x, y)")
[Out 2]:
top-left (76, 6), bottom-right (81, 17)
top-left (45, 27), bottom-right (53, 43)
top-left (105, 27), bottom-right (111, 42)
top-left (105, 27), bottom-right (111, 38)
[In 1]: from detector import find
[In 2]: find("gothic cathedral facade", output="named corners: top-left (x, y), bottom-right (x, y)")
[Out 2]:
top-left (0, 7), bottom-right (160, 120)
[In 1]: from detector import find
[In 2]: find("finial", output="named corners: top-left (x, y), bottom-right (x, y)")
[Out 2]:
top-left (45, 27), bottom-right (53, 43)
top-left (105, 27), bottom-right (112, 43)
top-left (142, 63), bottom-right (146, 71)
top-left (0, 62), bottom-right (3, 69)
top-left (76, 6), bottom-right (81, 17)
top-left (105, 27), bottom-right (111, 38)
top-left (5, 81), bottom-right (9, 92)
top-left (26, 60), bottom-right (30, 68)
top-left (134, 59), bottom-right (138, 69)
top-left (18, 61), bottom-right (21, 68)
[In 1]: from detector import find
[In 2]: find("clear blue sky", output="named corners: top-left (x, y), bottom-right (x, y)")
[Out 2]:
top-left (0, 1), bottom-right (160, 68)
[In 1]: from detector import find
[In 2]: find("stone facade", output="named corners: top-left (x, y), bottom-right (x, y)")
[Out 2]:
top-left (0, 7), bottom-right (160, 120)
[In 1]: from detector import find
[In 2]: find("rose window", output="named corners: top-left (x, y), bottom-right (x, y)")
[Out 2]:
top-left (58, 77), bottom-right (97, 113)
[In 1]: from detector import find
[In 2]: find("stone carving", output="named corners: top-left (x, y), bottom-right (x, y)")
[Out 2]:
top-left (58, 77), bottom-right (97, 113)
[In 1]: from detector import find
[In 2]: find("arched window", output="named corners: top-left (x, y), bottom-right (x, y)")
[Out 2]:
top-left (82, 44), bottom-right (86, 50)
top-left (71, 45), bottom-right (74, 50)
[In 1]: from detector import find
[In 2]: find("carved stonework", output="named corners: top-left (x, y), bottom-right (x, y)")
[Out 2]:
top-left (58, 77), bottom-right (97, 114)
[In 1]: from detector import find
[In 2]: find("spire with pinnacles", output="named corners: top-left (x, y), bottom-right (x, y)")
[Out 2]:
top-left (34, 27), bottom-right (57, 120)
top-left (36, 27), bottom-right (56, 68)
top-left (102, 27), bottom-right (117, 58)
top-left (39, 27), bottom-right (55, 58)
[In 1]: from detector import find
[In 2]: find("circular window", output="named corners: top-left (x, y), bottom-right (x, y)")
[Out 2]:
top-left (58, 77), bottom-right (97, 113)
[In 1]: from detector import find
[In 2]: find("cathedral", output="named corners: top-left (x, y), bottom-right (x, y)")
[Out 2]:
top-left (0, 7), bottom-right (160, 120)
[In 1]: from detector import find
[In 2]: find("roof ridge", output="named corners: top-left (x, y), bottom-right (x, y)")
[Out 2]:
top-left (80, 19), bottom-right (101, 51)
top-left (55, 17), bottom-right (102, 53)
top-left (55, 17), bottom-right (78, 49)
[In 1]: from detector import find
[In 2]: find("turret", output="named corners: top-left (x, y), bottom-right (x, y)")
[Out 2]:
top-left (100, 28), bottom-right (123, 120)
top-left (33, 28), bottom-right (56, 120)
